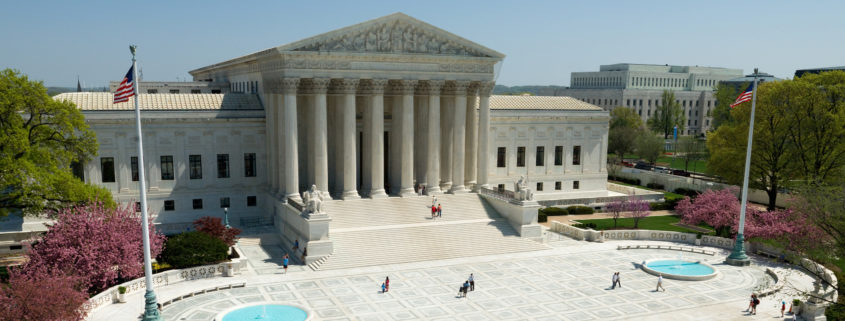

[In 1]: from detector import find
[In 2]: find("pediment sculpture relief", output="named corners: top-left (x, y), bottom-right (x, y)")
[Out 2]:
top-left (292, 21), bottom-right (489, 57)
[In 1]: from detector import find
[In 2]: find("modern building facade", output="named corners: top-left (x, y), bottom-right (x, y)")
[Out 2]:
top-left (560, 64), bottom-right (743, 135)
top-left (794, 66), bottom-right (845, 78)
top-left (55, 13), bottom-right (611, 233)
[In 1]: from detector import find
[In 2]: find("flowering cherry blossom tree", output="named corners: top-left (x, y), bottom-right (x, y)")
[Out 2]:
top-left (0, 267), bottom-right (88, 321)
top-left (605, 199), bottom-right (627, 228)
top-left (20, 203), bottom-right (165, 294)
top-left (625, 196), bottom-right (651, 229)
top-left (194, 216), bottom-right (241, 247)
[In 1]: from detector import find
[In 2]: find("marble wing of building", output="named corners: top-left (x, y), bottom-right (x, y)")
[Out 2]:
top-left (54, 13), bottom-right (629, 263)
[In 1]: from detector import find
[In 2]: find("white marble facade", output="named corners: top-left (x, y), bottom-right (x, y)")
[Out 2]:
top-left (59, 13), bottom-right (609, 229)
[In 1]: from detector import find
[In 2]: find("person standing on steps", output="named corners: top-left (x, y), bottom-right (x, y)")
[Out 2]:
top-left (469, 273), bottom-right (475, 291)
top-left (292, 239), bottom-right (299, 251)
top-left (431, 204), bottom-right (437, 218)
top-left (656, 274), bottom-right (665, 292)
top-left (384, 276), bottom-right (390, 293)
top-left (283, 254), bottom-right (289, 274)
top-left (437, 203), bottom-right (442, 218)
top-left (301, 247), bottom-right (307, 263)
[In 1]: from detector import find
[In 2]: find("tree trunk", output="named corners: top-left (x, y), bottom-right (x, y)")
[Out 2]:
top-left (766, 188), bottom-right (778, 211)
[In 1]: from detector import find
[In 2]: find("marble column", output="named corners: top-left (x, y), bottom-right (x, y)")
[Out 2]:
top-left (265, 92), bottom-right (277, 195)
top-left (425, 80), bottom-right (444, 194)
top-left (337, 79), bottom-right (360, 200)
top-left (464, 84), bottom-right (478, 190)
top-left (311, 78), bottom-right (331, 199)
top-left (281, 78), bottom-right (301, 201)
top-left (450, 81), bottom-right (470, 193)
top-left (477, 82), bottom-right (494, 190)
top-left (439, 89), bottom-right (453, 192)
top-left (394, 80), bottom-right (417, 197)
top-left (362, 79), bottom-right (388, 198)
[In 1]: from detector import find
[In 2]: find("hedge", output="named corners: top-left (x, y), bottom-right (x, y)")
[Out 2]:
top-left (646, 182), bottom-right (665, 190)
top-left (159, 231), bottom-right (229, 269)
top-left (609, 176), bottom-right (641, 186)
top-left (571, 223), bottom-right (597, 229)
top-left (566, 205), bottom-right (595, 215)
top-left (674, 187), bottom-right (699, 198)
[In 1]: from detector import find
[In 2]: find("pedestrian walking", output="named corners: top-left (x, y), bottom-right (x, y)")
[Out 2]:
top-left (751, 295), bottom-right (759, 315)
top-left (283, 254), bottom-right (289, 274)
top-left (611, 272), bottom-right (618, 289)
top-left (469, 273), bottom-right (475, 291)
top-left (385, 277), bottom-right (390, 293)
top-left (616, 272), bottom-right (622, 288)
top-left (781, 300), bottom-right (786, 317)
top-left (301, 247), bottom-right (307, 262)
top-left (463, 280), bottom-right (470, 297)
top-left (292, 239), bottom-right (299, 251)
top-left (381, 282), bottom-right (386, 293)
top-left (432, 195), bottom-right (437, 207)
top-left (746, 294), bottom-right (754, 312)
top-left (437, 204), bottom-right (442, 217)
top-left (656, 274), bottom-right (665, 292)
top-left (431, 204), bottom-right (437, 218)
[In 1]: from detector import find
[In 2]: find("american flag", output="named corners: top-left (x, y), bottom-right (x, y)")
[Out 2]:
top-left (729, 83), bottom-right (753, 108)
top-left (113, 65), bottom-right (135, 103)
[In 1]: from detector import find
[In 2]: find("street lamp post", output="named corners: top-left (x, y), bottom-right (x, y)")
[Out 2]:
top-left (223, 207), bottom-right (230, 229)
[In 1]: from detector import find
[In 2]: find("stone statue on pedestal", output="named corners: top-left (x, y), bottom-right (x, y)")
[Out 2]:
top-left (303, 184), bottom-right (324, 214)
top-left (514, 175), bottom-right (533, 201)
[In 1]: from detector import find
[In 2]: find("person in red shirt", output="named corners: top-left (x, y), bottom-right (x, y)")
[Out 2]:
top-left (431, 205), bottom-right (437, 218)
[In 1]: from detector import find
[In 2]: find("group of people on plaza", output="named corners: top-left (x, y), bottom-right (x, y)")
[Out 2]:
top-left (430, 195), bottom-right (442, 218)
top-left (610, 272), bottom-right (622, 289)
top-left (456, 273), bottom-right (475, 298)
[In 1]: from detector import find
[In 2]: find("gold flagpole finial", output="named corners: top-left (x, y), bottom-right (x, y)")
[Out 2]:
top-left (129, 45), bottom-right (137, 58)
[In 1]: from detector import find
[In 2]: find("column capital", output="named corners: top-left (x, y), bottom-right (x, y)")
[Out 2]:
top-left (478, 81), bottom-right (495, 96)
top-left (418, 80), bottom-right (445, 96)
top-left (281, 78), bottom-right (300, 95)
top-left (466, 82), bottom-right (479, 97)
top-left (331, 78), bottom-right (359, 95)
top-left (309, 78), bottom-right (331, 94)
top-left (453, 80), bottom-right (471, 95)
top-left (391, 79), bottom-right (417, 95)
top-left (359, 79), bottom-right (389, 95)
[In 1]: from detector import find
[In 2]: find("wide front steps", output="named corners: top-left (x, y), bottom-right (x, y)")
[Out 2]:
top-left (323, 193), bottom-right (500, 229)
top-left (313, 220), bottom-right (548, 271)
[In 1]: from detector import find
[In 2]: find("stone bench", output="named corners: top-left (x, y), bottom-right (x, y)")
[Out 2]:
top-left (616, 244), bottom-right (715, 256)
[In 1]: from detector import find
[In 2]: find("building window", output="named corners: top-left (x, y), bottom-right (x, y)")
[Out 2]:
top-left (160, 156), bottom-right (174, 180)
top-left (189, 155), bottom-right (202, 179)
top-left (555, 146), bottom-right (563, 165)
top-left (247, 196), bottom-right (257, 207)
top-left (130, 156), bottom-right (139, 181)
top-left (220, 197), bottom-right (230, 208)
top-left (134, 202), bottom-right (141, 212)
top-left (626, 99), bottom-right (630, 106)
top-left (497, 184), bottom-right (506, 192)
top-left (572, 146), bottom-right (581, 165)
top-left (211, 89), bottom-right (221, 94)
top-left (497, 147), bottom-right (506, 168)
top-left (244, 153), bottom-right (256, 177)
top-left (164, 200), bottom-right (175, 211)
top-left (191, 89), bottom-right (201, 94)
top-left (192, 199), bottom-right (203, 209)
top-left (555, 181), bottom-right (562, 190)
top-left (536, 182), bottom-right (543, 191)
top-left (71, 161), bottom-right (84, 181)
top-left (100, 157), bottom-right (115, 183)
top-left (573, 181), bottom-right (580, 189)
top-left (169, 89), bottom-right (179, 94)
top-left (535, 146), bottom-right (544, 166)
top-left (147, 89), bottom-right (158, 94)
top-left (706, 119), bottom-right (710, 126)
top-left (217, 154), bottom-right (230, 178)
top-left (516, 147), bottom-right (525, 167)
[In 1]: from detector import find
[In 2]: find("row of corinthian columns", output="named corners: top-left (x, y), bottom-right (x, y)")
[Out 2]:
top-left (266, 78), bottom-right (494, 201)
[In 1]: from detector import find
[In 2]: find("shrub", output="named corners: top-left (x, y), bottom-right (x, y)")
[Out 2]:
top-left (118, 286), bottom-right (126, 294)
top-left (538, 212), bottom-right (547, 223)
top-left (572, 223), bottom-right (597, 229)
top-left (159, 231), bottom-right (228, 269)
top-left (566, 206), bottom-right (595, 215)
top-left (674, 188), bottom-right (699, 198)
top-left (194, 216), bottom-right (242, 247)
top-left (609, 176), bottom-right (641, 186)
top-left (0, 268), bottom-right (89, 321)
top-left (646, 182), bottom-right (665, 190)
top-left (541, 207), bottom-right (569, 216)
top-left (649, 202), bottom-right (672, 211)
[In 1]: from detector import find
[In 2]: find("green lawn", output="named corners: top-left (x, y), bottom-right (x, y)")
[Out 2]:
top-left (573, 215), bottom-right (713, 234)
top-left (656, 156), bottom-right (709, 173)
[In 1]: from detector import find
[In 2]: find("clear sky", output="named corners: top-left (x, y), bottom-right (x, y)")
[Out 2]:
top-left (2, 0), bottom-right (843, 88)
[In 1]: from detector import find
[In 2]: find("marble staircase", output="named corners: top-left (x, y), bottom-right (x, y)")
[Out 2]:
top-left (313, 193), bottom-right (548, 271)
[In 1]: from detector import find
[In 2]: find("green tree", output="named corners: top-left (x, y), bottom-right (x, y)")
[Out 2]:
top-left (710, 82), bottom-right (742, 130)
top-left (159, 231), bottom-right (229, 268)
top-left (785, 71), bottom-right (845, 185)
top-left (608, 107), bottom-right (644, 161)
top-left (0, 69), bottom-right (113, 216)
top-left (635, 132), bottom-right (663, 164)
top-left (675, 136), bottom-right (705, 172)
top-left (647, 90), bottom-right (686, 139)
top-left (707, 81), bottom-right (796, 210)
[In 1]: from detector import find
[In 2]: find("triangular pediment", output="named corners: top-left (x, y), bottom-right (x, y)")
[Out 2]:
top-left (275, 13), bottom-right (505, 59)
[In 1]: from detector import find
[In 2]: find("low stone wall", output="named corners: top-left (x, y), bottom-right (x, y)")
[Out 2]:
top-left (273, 201), bottom-right (333, 265)
top-left (84, 247), bottom-right (245, 314)
top-left (603, 229), bottom-right (697, 244)
top-left (550, 221), bottom-right (586, 241)
top-left (479, 194), bottom-right (542, 240)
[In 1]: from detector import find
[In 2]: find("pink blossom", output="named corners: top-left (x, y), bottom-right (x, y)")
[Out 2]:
top-left (0, 267), bottom-right (89, 321)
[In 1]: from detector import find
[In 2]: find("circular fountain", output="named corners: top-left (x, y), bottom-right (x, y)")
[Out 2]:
top-left (216, 303), bottom-right (309, 321)
top-left (642, 258), bottom-right (719, 281)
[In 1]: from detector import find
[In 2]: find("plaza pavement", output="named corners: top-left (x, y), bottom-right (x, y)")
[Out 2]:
top-left (90, 233), bottom-right (815, 321)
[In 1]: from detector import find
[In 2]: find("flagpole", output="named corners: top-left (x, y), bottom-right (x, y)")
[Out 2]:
top-left (726, 68), bottom-right (759, 267)
top-left (130, 45), bottom-right (163, 320)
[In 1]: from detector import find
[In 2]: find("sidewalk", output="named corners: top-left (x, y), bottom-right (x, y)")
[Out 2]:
top-left (540, 210), bottom-right (677, 227)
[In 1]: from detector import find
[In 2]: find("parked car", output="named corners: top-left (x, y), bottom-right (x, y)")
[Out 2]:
top-left (634, 162), bottom-right (653, 171)
top-left (672, 169), bottom-right (691, 177)
top-left (621, 161), bottom-right (635, 168)
top-left (652, 166), bottom-right (671, 174)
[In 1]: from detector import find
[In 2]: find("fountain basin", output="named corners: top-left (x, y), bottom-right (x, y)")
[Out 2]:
top-left (216, 303), bottom-right (309, 321)
top-left (642, 259), bottom-right (718, 281)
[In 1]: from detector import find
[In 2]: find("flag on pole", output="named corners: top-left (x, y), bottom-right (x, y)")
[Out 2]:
top-left (113, 65), bottom-right (135, 103)
top-left (730, 83), bottom-right (754, 108)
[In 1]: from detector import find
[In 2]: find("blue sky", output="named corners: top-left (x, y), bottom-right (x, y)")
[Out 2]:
top-left (2, 0), bottom-right (843, 87)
